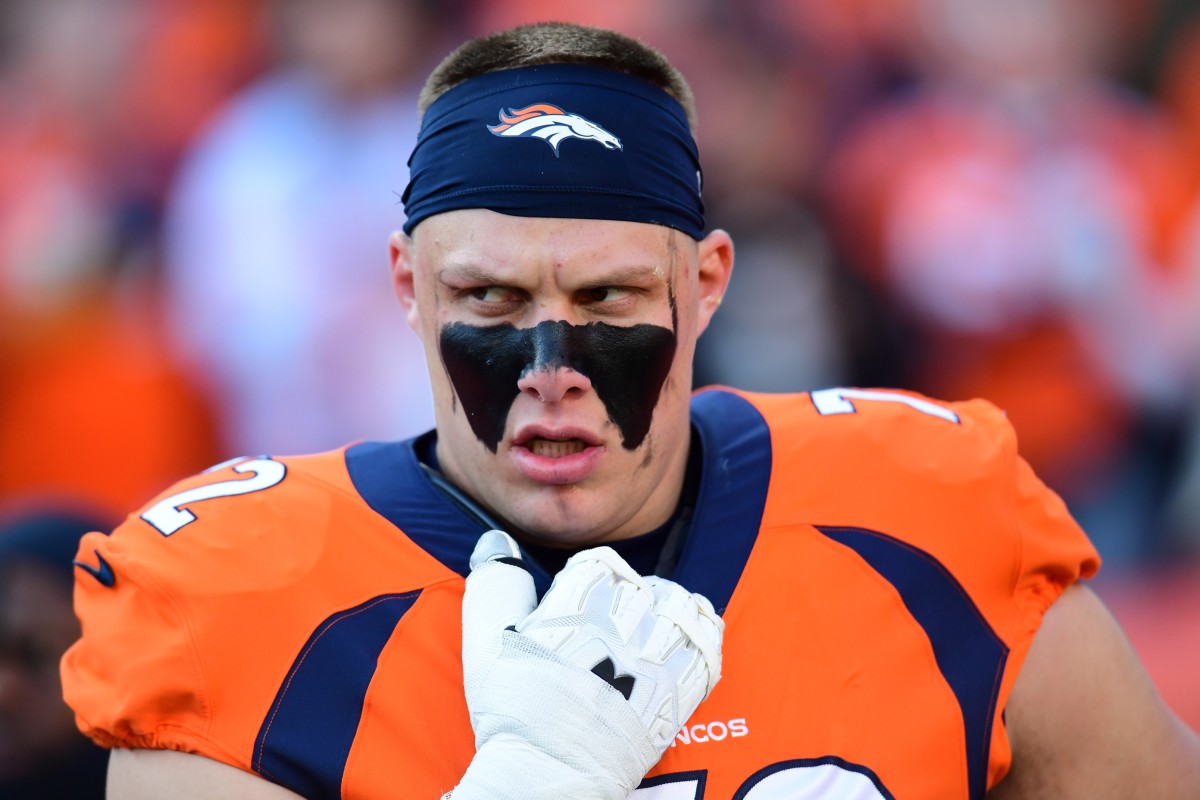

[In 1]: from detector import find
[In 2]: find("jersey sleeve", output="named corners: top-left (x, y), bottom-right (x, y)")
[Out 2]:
top-left (62, 517), bottom-right (225, 757)
top-left (60, 456), bottom-right (306, 766)
top-left (61, 449), bottom-right (458, 775)
top-left (928, 393), bottom-right (1101, 611)
top-left (797, 387), bottom-right (1100, 629)
top-left (60, 453), bottom-right (346, 768)
top-left (57, 454), bottom-right (302, 768)
top-left (775, 388), bottom-right (1101, 597)
top-left (923, 394), bottom-right (1101, 625)
top-left (746, 387), bottom-right (1102, 789)
top-left (980, 403), bottom-right (1102, 788)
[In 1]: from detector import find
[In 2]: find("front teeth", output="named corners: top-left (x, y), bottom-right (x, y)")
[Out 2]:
top-left (529, 438), bottom-right (586, 457)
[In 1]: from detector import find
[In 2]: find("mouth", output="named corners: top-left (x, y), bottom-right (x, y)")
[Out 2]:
top-left (514, 425), bottom-right (601, 451)
top-left (510, 426), bottom-right (605, 484)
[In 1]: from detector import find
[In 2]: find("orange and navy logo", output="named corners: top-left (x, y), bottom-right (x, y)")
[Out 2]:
top-left (487, 104), bottom-right (622, 156)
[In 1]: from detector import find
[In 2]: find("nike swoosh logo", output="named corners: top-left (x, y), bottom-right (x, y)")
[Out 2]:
top-left (74, 549), bottom-right (115, 587)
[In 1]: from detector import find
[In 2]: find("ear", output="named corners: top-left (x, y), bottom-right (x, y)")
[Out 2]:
top-left (694, 229), bottom-right (734, 337)
top-left (389, 230), bottom-right (422, 335)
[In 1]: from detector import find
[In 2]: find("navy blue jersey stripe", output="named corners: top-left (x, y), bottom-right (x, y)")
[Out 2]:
top-left (346, 438), bottom-right (559, 596)
top-left (676, 390), bottom-right (773, 614)
top-left (253, 591), bottom-right (422, 799)
top-left (347, 438), bottom-right (485, 579)
top-left (817, 526), bottom-right (1008, 800)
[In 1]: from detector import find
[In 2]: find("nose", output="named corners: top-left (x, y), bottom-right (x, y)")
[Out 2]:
top-left (516, 366), bottom-right (592, 403)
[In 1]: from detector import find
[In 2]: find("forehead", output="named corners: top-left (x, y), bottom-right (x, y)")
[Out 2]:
top-left (412, 209), bottom-right (692, 279)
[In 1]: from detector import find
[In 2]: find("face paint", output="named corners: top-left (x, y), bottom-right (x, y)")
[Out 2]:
top-left (439, 320), bottom-right (677, 453)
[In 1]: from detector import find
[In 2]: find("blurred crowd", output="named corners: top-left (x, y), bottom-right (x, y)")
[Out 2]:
top-left (6, 0), bottom-right (1196, 563)
top-left (2, 0), bottom-right (1200, 789)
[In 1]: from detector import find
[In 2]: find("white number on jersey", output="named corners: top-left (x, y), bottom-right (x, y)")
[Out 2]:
top-left (631, 759), bottom-right (890, 799)
top-left (811, 388), bottom-right (959, 424)
top-left (140, 457), bottom-right (286, 536)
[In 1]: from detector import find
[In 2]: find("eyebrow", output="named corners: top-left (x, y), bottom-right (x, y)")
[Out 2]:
top-left (575, 264), bottom-right (667, 287)
top-left (435, 262), bottom-right (668, 287)
top-left (435, 263), bottom-right (499, 284)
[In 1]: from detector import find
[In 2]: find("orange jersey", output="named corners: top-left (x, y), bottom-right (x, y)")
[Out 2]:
top-left (62, 387), bottom-right (1098, 799)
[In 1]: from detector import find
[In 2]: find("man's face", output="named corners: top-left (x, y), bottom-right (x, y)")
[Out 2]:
top-left (392, 210), bottom-right (732, 547)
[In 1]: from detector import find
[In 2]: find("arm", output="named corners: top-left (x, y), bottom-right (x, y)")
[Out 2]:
top-left (989, 583), bottom-right (1200, 798)
top-left (107, 749), bottom-right (306, 799)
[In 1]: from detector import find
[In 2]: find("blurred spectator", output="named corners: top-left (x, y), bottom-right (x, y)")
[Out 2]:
top-left (161, 0), bottom-right (454, 457)
top-left (823, 0), bottom-right (1198, 565)
top-left (467, 0), bottom-right (680, 40)
top-left (0, 268), bottom-right (223, 520)
top-left (694, 193), bottom-right (854, 393)
top-left (0, 506), bottom-right (111, 800)
top-left (0, 0), bottom-right (228, 519)
top-left (744, 0), bottom-right (922, 137)
top-left (1159, 74), bottom-right (1200, 556)
top-left (0, 0), bottom-right (263, 230)
top-left (1163, 411), bottom-right (1200, 559)
top-left (1142, 0), bottom-right (1200, 190)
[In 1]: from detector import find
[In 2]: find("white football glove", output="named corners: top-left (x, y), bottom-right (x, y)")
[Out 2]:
top-left (447, 530), bottom-right (724, 800)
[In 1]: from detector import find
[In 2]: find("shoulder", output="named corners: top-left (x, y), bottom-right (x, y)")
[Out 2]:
top-left (62, 445), bottom-right (460, 757)
top-left (691, 385), bottom-right (1051, 552)
top-left (85, 445), bottom-right (457, 608)
top-left (694, 385), bottom-right (1099, 612)
top-left (113, 450), bottom-right (366, 578)
top-left (697, 385), bottom-right (1017, 479)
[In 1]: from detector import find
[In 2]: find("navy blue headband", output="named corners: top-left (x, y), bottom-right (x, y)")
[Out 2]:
top-left (402, 63), bottom-right (705, 239)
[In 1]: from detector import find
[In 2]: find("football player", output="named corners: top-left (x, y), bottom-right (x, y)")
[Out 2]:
top-left (63, 21), bottom-right (1200, 800)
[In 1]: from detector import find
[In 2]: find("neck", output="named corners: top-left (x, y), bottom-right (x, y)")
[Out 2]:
top-left (420, 424), bottom-right (699, 549)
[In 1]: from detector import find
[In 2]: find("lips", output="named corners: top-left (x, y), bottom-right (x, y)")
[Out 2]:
top-left (510, 425), bottom-right (605, 484)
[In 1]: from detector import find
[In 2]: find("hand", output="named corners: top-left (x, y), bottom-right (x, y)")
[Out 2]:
top-left (449, 530), bottom-right (723, 800)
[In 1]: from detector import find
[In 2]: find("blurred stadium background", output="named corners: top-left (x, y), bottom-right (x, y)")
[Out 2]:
top-left (0, 0), bottom-right (1197, 773)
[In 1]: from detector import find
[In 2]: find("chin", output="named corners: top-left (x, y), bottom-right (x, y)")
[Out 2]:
top-left (503, 499), bottom-right (618, 547)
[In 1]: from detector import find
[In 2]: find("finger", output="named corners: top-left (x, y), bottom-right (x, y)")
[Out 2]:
top-left (536, 545), bottom-right (648, 623)
top-left (560, 545), bottom-right (646, 587)
top-left (462, 530), bottom-right (537, 677)
top-left (514, 551), bottom-right (645, 677)
top-left (643, 576), bottom-right (724, 696)
top-left (470, 528), bottom-right (524, 570)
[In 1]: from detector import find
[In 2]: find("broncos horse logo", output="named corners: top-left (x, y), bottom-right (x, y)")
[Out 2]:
top-left (488, 104), bottom-right (622, 156)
